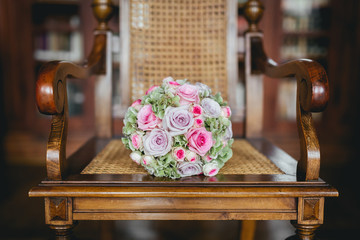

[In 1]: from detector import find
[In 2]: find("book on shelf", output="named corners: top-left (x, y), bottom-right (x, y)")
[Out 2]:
top-left (282, 0), bottom-right (330, 32)
top-left (281, 36), bottom-right (327, 60)
top-left (34, 30), bottom-right (83, 62)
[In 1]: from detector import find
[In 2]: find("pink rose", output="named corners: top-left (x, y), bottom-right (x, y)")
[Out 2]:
top-left (146, 85), bottom-right (159, 95)
top-left (193, 118), bottom-right (204, 128)
top-left (169, 81), bottom-right (180, 87)
top-left (131, 99), bottom-right (142, 110)
top-left (131, 133), bottom-right (143, 149)
top-left (176, 84), bottom-right (200, 105)
top-left (221, 106), bottom-right (232, 118)
top-left (191, 104), bottom-right (202, 117)
top-left (173, 147), bottom-right (186, 161)
top-left (185, 127), bottom-right (213, 156)
top-left (203, 162), bottom-right (220, 176)
top-left (137, 105), bottom-right (160, 131)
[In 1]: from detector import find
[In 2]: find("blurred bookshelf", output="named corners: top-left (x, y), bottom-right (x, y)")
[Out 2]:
top-left (1, 0), bottom-right (331, 138)
top-left (277, 0), bottom-right (331, 123)
top-left (31, 0), bottom-right (120, 127)
top-left (30, 0), bottom-right (93, 134)
top-left (32, 1), bottom-right (84, 63)
top-left (281, 0), bottom-right (330, 66)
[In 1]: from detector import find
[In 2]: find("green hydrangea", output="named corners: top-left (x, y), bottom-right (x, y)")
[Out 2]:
top-left (144, 153), bottom-right (181, 179)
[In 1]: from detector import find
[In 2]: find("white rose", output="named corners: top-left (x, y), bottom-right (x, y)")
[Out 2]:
top-left (142, 155), bottom-right (155, 166)
top-left (185, 150), bottom-right (198, 162)
top-left (203, 162), bottom-right (220, 176)
top-left (130, 151), bottom-right (142, 165)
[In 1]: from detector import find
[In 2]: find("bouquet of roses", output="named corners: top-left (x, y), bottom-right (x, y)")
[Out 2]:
top-left (122, 77), bottom-right (233, 179)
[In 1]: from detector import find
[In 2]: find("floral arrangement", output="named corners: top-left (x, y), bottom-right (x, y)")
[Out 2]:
top-left (122, 77), bottom-right (233, 179)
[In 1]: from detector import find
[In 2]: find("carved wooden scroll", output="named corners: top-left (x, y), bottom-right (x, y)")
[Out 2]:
top-left (35, 1), bottom-right (114, 180)
top-left (247, 34), bottom-right (329, 181)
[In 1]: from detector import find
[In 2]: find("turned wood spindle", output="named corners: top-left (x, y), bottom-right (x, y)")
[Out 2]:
top-left (92, 0), bottom-right (114, 30)
top-left (244, 0), bottom-right (264, 32)
top-left (49, 224), bottom-right (77, 240)
top-left (286, 221), bottom-right (321, 240)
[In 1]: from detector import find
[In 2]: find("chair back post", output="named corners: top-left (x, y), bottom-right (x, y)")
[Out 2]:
top-left (244, 0), bottom-right (264, 138)
top-left (92, 0), bottom-right (114, 138)
top-left (119, 0), bottom-right (130, 109)
top-left (227, 0), bottom-right (240, 122)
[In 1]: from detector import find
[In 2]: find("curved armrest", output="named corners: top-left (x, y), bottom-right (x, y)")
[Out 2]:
top-left (250, 35), bottom-right (329, 180)
top-left (36, 34), bottom-right (107, 180)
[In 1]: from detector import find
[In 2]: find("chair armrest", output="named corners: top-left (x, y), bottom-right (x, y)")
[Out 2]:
top-left (36, 33), bottom-right (107, 180)
top-left (250, 35), bottom-right (329, 181)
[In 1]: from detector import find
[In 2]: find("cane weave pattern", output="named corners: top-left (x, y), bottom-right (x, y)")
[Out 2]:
top-left (81, 140), bottom-right (284, 175)
top-left (129, 0), bottom-right (229, 102)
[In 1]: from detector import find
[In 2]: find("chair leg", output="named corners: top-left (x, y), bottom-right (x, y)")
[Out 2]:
top-left (49, 223), bottom-right (77, 240)
top-left (100, 221), bottom-right (115, 240)
top-left (45, 197), bottom-right (75, 239)
top-left (239, 220), bottom-right (256, 240)
top-left (286, 221), bottom-right (321, 240)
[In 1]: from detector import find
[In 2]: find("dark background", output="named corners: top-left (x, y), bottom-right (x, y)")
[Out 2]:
top-left (0, 0), bottom-right (359, 239)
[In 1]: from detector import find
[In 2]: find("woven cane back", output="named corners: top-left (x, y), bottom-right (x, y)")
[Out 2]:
top-left (120, 0), bottom-right (238, 108)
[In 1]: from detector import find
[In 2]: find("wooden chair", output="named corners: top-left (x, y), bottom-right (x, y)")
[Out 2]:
top-left (29, 0), bottom-right (338, 239)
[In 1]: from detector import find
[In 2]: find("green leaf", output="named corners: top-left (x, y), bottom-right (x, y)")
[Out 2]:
top-left (173, 135), bottom-right (187, 147)
top-left (121, 137), bottom-right (131, 150)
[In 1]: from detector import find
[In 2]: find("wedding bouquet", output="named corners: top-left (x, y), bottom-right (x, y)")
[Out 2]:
top-left (122, 77), bottom-right (233, 179)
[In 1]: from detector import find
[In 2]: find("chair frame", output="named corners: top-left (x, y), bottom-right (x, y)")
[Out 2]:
top-left (29, 1), bottom-right (338, 239)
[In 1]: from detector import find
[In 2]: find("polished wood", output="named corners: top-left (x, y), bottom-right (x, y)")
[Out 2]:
top-left (286, 221), bottom-right (321, 240)
top-left (0, 0), bottom-right (35, 132)
top-left (241, 220), bottom-right (256, 240)
top-left (45, 197), bottom-right (73, 225)
top-left (92, 0), bottom-right (114, 30)
top-left (29, 185), bottom-right (338, 198)
top-left (46, 197), bottom-right (76, 239)
top-left (35, 33), bottom-right (108, 180)
top-left (244, 0), bottom-right (264, 32)
top-left (49, 223), bottom-right (77, 240)
top-left (73, 197), bottom-right (296, 211)
top-left (71, 212), bottom-right (295, 221)
top-left (297, 197), bottom-right (324, 225)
